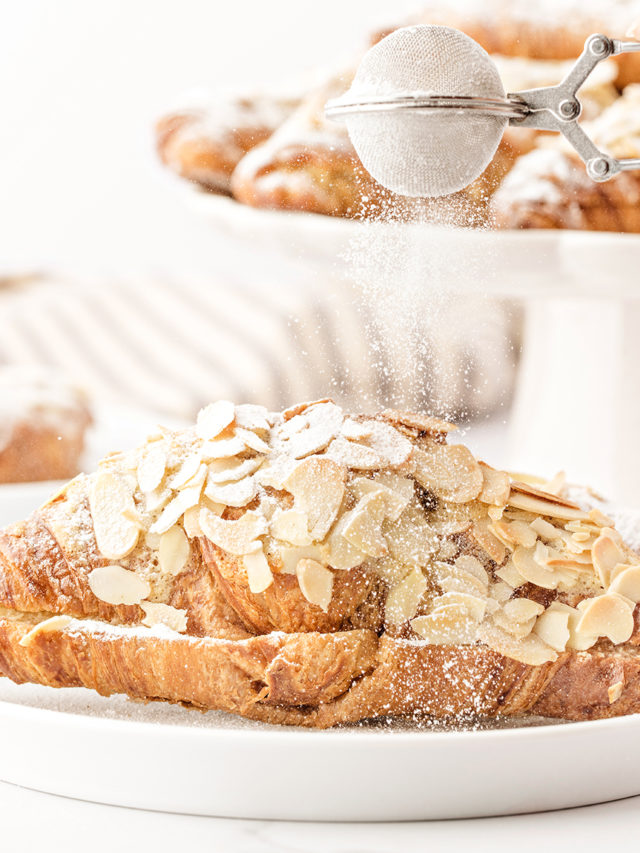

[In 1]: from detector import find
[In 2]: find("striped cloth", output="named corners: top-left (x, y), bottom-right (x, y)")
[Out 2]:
top-left (0, 271), bottom-right (519, 422)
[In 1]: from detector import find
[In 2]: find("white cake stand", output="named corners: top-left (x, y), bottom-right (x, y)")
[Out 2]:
top-left (187, 191), bottom-right (640, 504)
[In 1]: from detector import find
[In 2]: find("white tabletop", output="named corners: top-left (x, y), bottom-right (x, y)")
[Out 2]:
top-left (1, 780), bottom-right (637, 852)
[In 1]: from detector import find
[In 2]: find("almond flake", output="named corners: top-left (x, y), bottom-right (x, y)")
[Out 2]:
top-left (385, 567), bottom-right (427, 625)
top-left (341, 491), bottom-right (389, 557)
top-left (503, 598), bottom-right (544, 622)
top-left (454, 555), bottom-right (490, 586)
top-left (199, 508), bottom-right (267, 555)
top-left (576, 593), bottom-right (635, 644)
top-left (278, 545), bottom-right (324, 574)
top-left (296, 558), bottom-right (333, 611)
top-left (19, 615), bottom-right (73, 647)
top-left (89, 471), bottom-right (140, 560)
top-left (282, 398), bottom-right (332, 420)
top-left (283, 456), bottom-right (345, 541)
top-left (478, 463), bottom-right (511, 506)
top-left (145, 530), bottom-right (161, 550)
top-left (158, 526), bottom-right (190, 576)
top-left (182, 505), bottom-right (207, 538)
top-left (411, 607), bottom-right (477, 644)
top-left (383, 504), bottom-right (438, 567)
top-left (490, 581), bottom-right (514, 603)
top-left (592, 529), bottom-right (625, 586)
top-left (271, 508), bottom-right (312, 546)
top-left (470, 520), bottom-right (507, 564)
top-left (278, 402), bottom-right (343, 459)
top-left (413, 444), bottom-right (482, 504)
top-left (144, 487), bottom-right (171, 514)
top-left (507, 487), bottom-right (588, 521)
top-left (375, 558), bottom-right (412, 587)
top-left (380, 410), bottom-right (456, 435)
top-left (169, 453), bottom-right (202, 489)
top-left (254, 455), bottom-right (295, 489)
top-left (491, 609), bottom-right (537, 639)
top-left (360, 421), bottom-right (412, 468)
top-left (202, 436), bottom-right (248, 460)
top-left (243, 546), bottom-right (274, 594)
top-left (512, 545), bottom-right (558, 589)
top-left (589, 508), bottom-right (616, 528)
top-left (495, 560), bottom-right (525, 588)
top-left (196, 400), bottom-right (235, 441)
top-left (150, 486), bottom-right (202, 534)
top-left (137, 444), bottom-right (167, 494)
top-left (493, 519), bottom-right (537, 549)
top-left (140, 602), bottom-right (188, 633)
top-left (609, 565), bottom-right (640, 602)
top-left (88, 564), bottom-right (150, 606)
top-left (608, 681), bottom-right (624, 704)
top-left (326, 436), bottom-right (383, 470)
top-left (478, 621), bottom-right (557, 665)
top-left (341, 418), bottom-right (375, 441)
top-left (235, 427), bottom-right (271, 454)
top-left (432, 591), bottom-right (487, 622)
top-left (321, 515), bottom-right (367, 570)
top-left (533, 602), bottom-right (572, 652)
top-left (350, 476), bottom-right (411, 522)
top-left (207, 456), bottom-right (262, 484)
top-left (234, 404), bottom-right (271, 433)
top-left (204, 475), bottom-right (257, 508)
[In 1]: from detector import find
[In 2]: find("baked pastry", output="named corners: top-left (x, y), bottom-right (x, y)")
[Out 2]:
top-left (491, 85), bottom-right (640, 231)
top-left (1, 398), bottom-right (640, 727)
top-left (0, 367), bottom-right (92, 484)
top-left (156, 92), bottom-right (299, 194)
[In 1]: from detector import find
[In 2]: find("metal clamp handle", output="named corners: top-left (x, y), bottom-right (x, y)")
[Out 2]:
top-left (510, 34), bottom-right (640, 181)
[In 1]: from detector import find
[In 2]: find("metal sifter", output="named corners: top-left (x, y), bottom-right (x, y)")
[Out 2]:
top-left (325, 25), bottom-right (640, 197)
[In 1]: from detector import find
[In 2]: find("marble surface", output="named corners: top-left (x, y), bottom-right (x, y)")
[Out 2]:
top-left (1, 780), bottom-right (637, 852)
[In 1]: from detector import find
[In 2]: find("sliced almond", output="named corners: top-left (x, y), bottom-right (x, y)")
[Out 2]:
top-left (207, 456), bottom-right (263, 484)
top-left (383, 504), bottom-right (438, 567)
top-left (204, 475), bottom-right (257, 508)
top-left (471, 520), bottom-right (507, 565)
top-left (512, 544), bottom-right (557, 590)
top-left (592, 528), bottom-right (625, 586)
top-left (282, 398), bottom-right (332, 420)
top-left (350, 477), bottom-right (410, 522)
top-left (150, 486), bottom-right (202, 534)
top-left (326, 436), bottom-right (383, 470)
top-left (88, 564), bottom-right (150, 606)
top-left (589, 508), bottom-right (616, 528)
top-left (411, 607), bottom-right (477, 644)
top-left (144, 486), bottom-right (171, 515)
top-left (478, 621), bottom-right (557, 665)
top-left (360, 420), bottom-right (412, 468)
top-left (201, 435), bottom-right (248, 460)
top-left (169, 453), bottom-right (202, 489)
top-left (254, 455), bottom-right (295, 490)
top-left (533, 602), bottom-right (572, 652)
top-left (341, 491), bottom-right (389, 557)
top-left (322, 515), bottom-right (367, 571)
top-left (89, 471), bottom-right (140, 560)
top-left (283, 457), bottom-right (345, 541)
top-left (196, 400), bottom-right (235, 441)
top-left (271, 509), bottom-right (313, 547)
top-left (412, 444), bottom-right (482, 504)
top-left (493, 519), bottom-right (537, 549)
top-left (19, 615), bottom-right (73, 647)
top-left (279, 402), bottom-right (344, 459)
top-left (234, 403), bottom-right (271, 434)
top-left (182, 505), bottom-right (205, 538)
top-left (503, 598), bottom-right (544, 622)
top-left (507, 489), bottom-right (588, 522)
top-left (608, 681), bottom-right (624, 704)
top-left (279, 544), bottom-right (324, 574)
top-left (432, 591), bottom-right (487, 622)
top-left (235, 427), bottom-right (271, 454)
top-left (374, 557), bottom-right (412, 587)
top-left (492, 610), bottom-right (537, 639)
top-left (575, 593), bottom-right (635, 645)
top-left (439, 570), bottom-right (487, 598)
top-left (243, 546), bottom-right (274, 594)
top-left (495, 560), bottom-right (525, 589)
top-left (454, 554), bottom-right (490, 586)
top-left (158, 525), bottom-right (190, 576)
top-left (490, 581), bottom-right (514, 603)
top-left (296, 558), bottom-right (333, 611)
top-left (140, 602), bottom-right (188, 633)
top-left (529, 517), bottom-right (561, 540)
top-left (380, 410), bottom-right (456, 436)
top-left (478, 463), bottom-right (511, 506)
top-left (341, 418), bottom-right (375, 441)
top-left (199, 508), bottom-right (267, 555)
top-left (385, 567), bottom-right (427, 625)
top-left (137, 444), bottom-right (167, 494)
top-left (609, 565), bottom-right (640, 602)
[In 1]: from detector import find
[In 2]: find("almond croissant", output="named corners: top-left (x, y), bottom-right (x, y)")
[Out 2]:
top-left (2, 399), bottom-right (640, 728)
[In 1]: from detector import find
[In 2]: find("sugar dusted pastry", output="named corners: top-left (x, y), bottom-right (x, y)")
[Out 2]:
top-left (492, 85), bottom-right (640, 232)
top-left (0, 367), bottom-right (92, 483)
top-left (2, 398), bottom-right (640, 727)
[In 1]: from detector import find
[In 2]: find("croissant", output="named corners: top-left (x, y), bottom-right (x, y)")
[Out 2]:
top-left (2, 398), bottom-right (640, 728)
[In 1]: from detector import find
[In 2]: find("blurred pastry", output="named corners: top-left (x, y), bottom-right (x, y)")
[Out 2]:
top-left (491, 85), bottom-right (640, 232)
top-left (0, 367), bottom-right (92, 483)
top-left (156, 92), bottom-right (300, 194)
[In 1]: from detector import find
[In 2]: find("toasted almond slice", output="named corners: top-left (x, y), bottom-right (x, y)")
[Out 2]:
top-left (137, 444), bottom-right (167, 494)
top-left (380, 410), bottom-right (456, 435)
top-left (18, 615), bottom-right (73, 647)
top-left (234, 403), bottom-right (271, 433)
top-left (145, 530), bottom-right (161, 550)
top-left (201, 436), bottom-right (248, 460)
top-left (470, 520), bottom-right (507, 565)
top-left (608, 681), bottom-right (624, 704)
top-left (88, 564), bottom-right (150, 606)
top-left (529, 517), bottom-right (560, 540)
top-left (199, 508), bottom-right (267, 555)
top-left (235, 427), bottom-right (271, 454)
top-left (341, 491), bottom-right (389, 557)
top-left (592, 528), bottom-right (625, 586)
top-left (383, 504), bottom-right (438, 567)
top-left (89, 471), bottom-right (140, 560)
top-left (478, 463), bottom-right (511, 506)
top-left (437, 539), bottom-right (459, 561)
top-left (296, 558), bottom-right (333, 611)
top-left (204, 475), bottom-right (257, 508)
top-left (493, 519), bottom-right (537, 549)
top-left (609, 565), bottom-right (640, 602)
top-left (169, 453), bottom-right (202, 490)
top-left (279, 544), bottom-right (324, 574)
top-left (490, 581), bottom-right (513, 603)
top-left (282, 398), bottom-right (332, 420)
top-left (254, 455), bottom-right (295, 489)
top-left (477, 621), bottom-right (557, 665)
top-left (533, 602), bottom-right (572, 652)
top-left (350, 477), bottom-right (410, 522)
top-left (374, 472), bottom-right (415, 502)
top-left (385, 567), bottom-right (427, 625)
top-left (495, 560), bottom-right (525, 589)
top-left (410, 607), bottom-right (477, 645)
top-left (158, 526), bottom-right (190, 576)
top-left (196, 400), bottom-right (235, 441)
top-left (280, 402), bottom-right (344, 459)
top-left (439, 571), bottom-right (487, 598)
top-left (432, 591), bottom-right (487, 623)
top-left (283, 457), bottom-right (345, 542)
top-left (454, 555), bottom-right (490, 586)
top-left (150, 486), bottom-right (202, 535)
top-left (589, 508), bottom-right (616, 528)
top-left (322, 515), bottom-right (367, 571)
top-left (361, 421), bottom-right (412, 468)
top-left (374, 557), bottom-right (412, 587)
top-left (341, 418), bottom-right (375, 441)
top-left (144, 486), bottom-right (171, 515)
top-left (413, 444), bottom-right (482, 504)
top-left (503, 598), bottom-right (544, 622)
top-left (271, 508), bottom-right (313, 547)
top-left (326, 436), bottom-right (383, 470)
top-left (507, 489), bottom-right (588, 521)
top-left (512, 545), bottom-right (557, 590)
top-left (243, 546), bottom-right (274, 594)
top-left (207, 456), bottom-right (262, 484)
top-left (140, 602), bottom-right (188, 633)
top-left (182, 505), bottom-right (205, 538)
top-left (492, 610), bottom-right (537, 639)
top-left (576, 593), bottom-right (635, 644)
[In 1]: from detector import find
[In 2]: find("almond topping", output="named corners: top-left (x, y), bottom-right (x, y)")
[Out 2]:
top-left (326, 436), bottom-right (382, 470)
top-left (385, 567), bottom-right (428, 625)
top-left (384, 504), bottom-right (438, 567)
top-left (495, 560), bottom-right (525, 588)
top-left (140, 602), bottom-right (188, 633)
top-left (169, 453), bottom-right (202, 489)
top-left (296, 558), bottom-right (333, 611)
top-left (235, 427), bottom-right (271, 454)
top-left (380, 410), bottom-right (456, 435)
top-left (89, 471), bottom-right (140, 560)
top-left (533, 602), bottom-right (572, 652)
top-left (507, 489), bottom-right (588, 521)
top-left (454, 554), bottom-right (490, 585)
top-left (196, 400), bottom-right (235, 441)
top-left (471, 520), bottom-right (507, 565)
top-left (199, 508), bottom-right (267, 555)
top-left (88, 564), bottom-right (150, 606)
top-left (575, 593), bottom-right (635, 645)
top-left (478, 621), bottom-right (557, 665)
top-left (341, 491), bottom-right (389, 557)
top-left (234, 404), bottom-right (271, 433)
top-left (18, 615), bottom-right (73, 647)
top-left (137, 445), bottom-right (167, 493)
top-left (411, 607), bottom-right (477, 644)
top-left (283, 457), bottom-right (345, 541)
top-left (158, 526), bottom-right (190, 576)
top-left (413, 444), bottom-right (482, 504)
top-left (512, 544), bottom-right (557, 590)
top-left (503, 598), bottom-right (544, 622)
top-left (207, 456), bottom-right (263, 484)
top-left (341, 418), bottom-right (375, 441)
top-left (608, 681), bottom-right (624, 704)
top-left (271, 509), bottom-right (313, 546)
top-left (150, 486), bottom-right (202, 534)
top-left (279, 401), bottom-right (344, 459)
top-left (278, 545), bottom-right (324, 574)
top-left (350, 477), bottom-right (411, 522)
top-left (609, 565), bottom-right (640, 602)
top-left (478, 463), bottom-right (511, 506)
top-left (433, 591), bottom-right (487, 622)
top-left (592, 529), bottom-right (625, 586)
top-left (201, 436), bottom-right (248, 459)
top-left (243, 546), bottom-right (274, 594)
top-left (204, 475), bottom-right (257, 508)
top-left (322, 515), bottom-right (367, 570)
